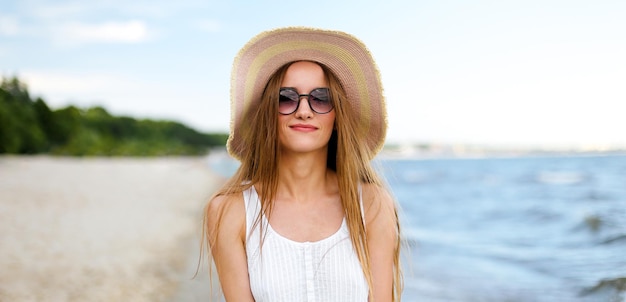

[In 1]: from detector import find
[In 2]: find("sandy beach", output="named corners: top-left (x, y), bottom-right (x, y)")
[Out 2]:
top-left (0, 156), bottom-right (225, 302)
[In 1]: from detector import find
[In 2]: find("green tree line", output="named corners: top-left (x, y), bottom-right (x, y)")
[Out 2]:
top-left (0, 77), bottom-right (228, 156)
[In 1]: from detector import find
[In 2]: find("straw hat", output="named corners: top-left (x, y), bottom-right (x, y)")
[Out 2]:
top-left (228, 27), bottom-right (387, 160)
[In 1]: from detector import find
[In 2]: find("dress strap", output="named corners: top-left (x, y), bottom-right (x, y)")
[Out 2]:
top-left (243, 186), bottom-right (261, 236)
top-left (358, 184), bottom-right (366, 230)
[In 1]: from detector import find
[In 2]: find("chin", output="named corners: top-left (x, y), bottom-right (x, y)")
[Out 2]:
top-left (279, 132), bottom-right (333, 153)
top-left (285, 146), bottom-right (327, 154)
top-left (281, 140), bottom-right (329, 154)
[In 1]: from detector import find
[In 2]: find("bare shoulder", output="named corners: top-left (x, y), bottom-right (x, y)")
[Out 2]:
top-left (204, 190), bottom-right (254, 300)
top-left (206, 192), bottom-right (245, 219)
top-left (206, 192), bottom-right (244, 215)
top-left (205, 191), bottom-right (246, 242)
top-left (361, 183), bottom-right (396, 224)
top-left (361, 182), bottom-right (399, 301)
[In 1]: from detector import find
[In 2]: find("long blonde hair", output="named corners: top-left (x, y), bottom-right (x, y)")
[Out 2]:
top-left (202, 61), bottom-right (402, 301)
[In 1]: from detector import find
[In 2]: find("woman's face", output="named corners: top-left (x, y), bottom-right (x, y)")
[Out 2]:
top-left (278, 61), bottom-right (336, 155)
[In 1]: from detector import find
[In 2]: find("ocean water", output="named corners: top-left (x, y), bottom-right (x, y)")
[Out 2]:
top-left (382, 154), bottom-right (626, 302)
top-left (208, 152), bottom-right (626, 301)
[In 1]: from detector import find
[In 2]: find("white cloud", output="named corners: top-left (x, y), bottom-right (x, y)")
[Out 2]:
top-left (53, 20), bottom-right (151, 44)
top-left (17, 70), bottom-right (128, 99)
top-left (9, 1), bottom-right (211, 45)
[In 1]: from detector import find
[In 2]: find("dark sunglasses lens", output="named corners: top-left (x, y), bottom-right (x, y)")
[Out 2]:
top-left (309, 88), bottom-right (332, 113)
top-left (279, 89), bottom-right (298, 114)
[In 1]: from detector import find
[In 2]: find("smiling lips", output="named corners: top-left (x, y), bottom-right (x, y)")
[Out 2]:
top-left (289, 124), bottom-right (318, 132)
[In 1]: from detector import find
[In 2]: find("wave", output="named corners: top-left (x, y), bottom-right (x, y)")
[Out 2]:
top-left (580, 277), bottom-right (626, 299)
top-left (601, 234), bottom-right (626, 245)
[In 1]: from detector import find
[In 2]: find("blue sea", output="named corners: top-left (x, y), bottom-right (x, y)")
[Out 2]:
top-left (208, 153), bottom-right (626, 301)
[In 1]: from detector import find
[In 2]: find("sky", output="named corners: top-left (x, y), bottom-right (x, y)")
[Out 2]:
top-left (1, 0), bottom-right (625, 150)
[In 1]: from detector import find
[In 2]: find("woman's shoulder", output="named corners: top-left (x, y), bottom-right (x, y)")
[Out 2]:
top-left (206, 191), bottom-right (245, 217)
top-left (360, 182), bottom-right (393, 204)
top-left (205, 190), bottom-right (247, 238)
top-left (360, 182), bottom-right (396, 224)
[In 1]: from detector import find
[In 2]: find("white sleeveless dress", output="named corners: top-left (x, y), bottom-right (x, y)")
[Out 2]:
top-left (243, 186), bottom-right (368, 302)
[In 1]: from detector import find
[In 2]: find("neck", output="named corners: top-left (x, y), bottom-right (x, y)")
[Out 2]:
top-left (277, 148), bottom-right (334, 203)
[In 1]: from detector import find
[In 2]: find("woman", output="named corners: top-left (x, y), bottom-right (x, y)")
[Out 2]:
top-left (204, 27), bottom-right (402, 301)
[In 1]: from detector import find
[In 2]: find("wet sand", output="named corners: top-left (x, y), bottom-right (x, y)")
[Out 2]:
top-left (0, 156), bottom-right (225, 302)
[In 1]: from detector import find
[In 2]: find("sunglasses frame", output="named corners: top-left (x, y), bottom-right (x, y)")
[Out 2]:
top-left (278, 87), bottom-right (333, 115)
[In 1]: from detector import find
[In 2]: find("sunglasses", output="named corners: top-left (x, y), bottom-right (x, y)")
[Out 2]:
top-left (278, 87), bottom-right (333, 115)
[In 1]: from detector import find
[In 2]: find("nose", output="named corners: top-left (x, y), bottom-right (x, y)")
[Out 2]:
top-left (294, 96), bottom-right (313, 119)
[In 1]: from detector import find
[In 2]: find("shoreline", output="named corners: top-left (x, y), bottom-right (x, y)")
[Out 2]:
top-left (0, 156), bottom-right (225, 301)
